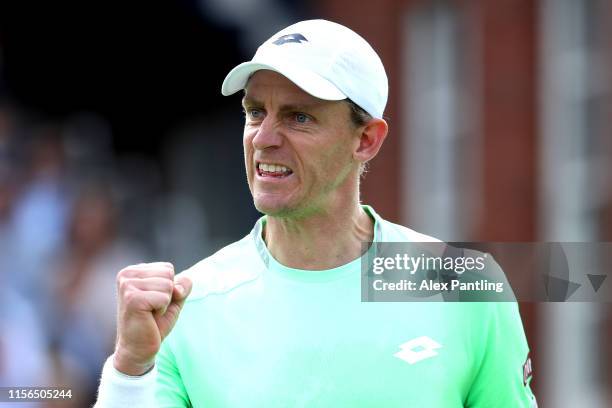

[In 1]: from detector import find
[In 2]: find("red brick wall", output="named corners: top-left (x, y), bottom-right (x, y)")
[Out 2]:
top-left (478, 0), bottom-right (537, 241)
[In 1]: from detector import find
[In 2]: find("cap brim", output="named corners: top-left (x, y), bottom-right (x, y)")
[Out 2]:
top-left (221, 60), bottom-right (347, 101)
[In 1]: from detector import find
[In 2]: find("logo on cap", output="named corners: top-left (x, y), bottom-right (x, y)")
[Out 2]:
top-left (273, 33), bottom-right (308, 46)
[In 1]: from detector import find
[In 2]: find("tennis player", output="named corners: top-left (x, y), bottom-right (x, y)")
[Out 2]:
top-left (95, 19), bottom-right (537, 407)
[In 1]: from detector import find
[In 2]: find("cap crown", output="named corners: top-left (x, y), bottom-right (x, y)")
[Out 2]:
top-left (222, 19), bottom-right (388, 119)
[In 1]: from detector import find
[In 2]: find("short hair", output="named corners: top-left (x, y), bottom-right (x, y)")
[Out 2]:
top-left (346, 98), bottom-right (372, 128)
top-left (345, 99), bottom-right (372, 177)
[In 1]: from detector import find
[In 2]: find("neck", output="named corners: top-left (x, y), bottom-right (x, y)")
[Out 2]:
top-left (263, 201), bottom-right (374, 270)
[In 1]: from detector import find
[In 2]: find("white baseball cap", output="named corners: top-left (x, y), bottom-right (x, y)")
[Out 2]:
top-left (221, 19), bottom-right (388, 119)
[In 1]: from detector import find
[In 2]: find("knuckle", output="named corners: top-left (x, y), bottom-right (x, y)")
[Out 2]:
top-left (162, 268), bottom-right (174, 280)
top-left (122, 289), bottom-right (139, 308)
top-left (117, 277), bottom-right (131, 293)
top-left (117, 264), bottom-right (140, 277)
top-left (161, 279), bottom-right (174, 293)
top-left (116, 268), bottom-right (128, 280)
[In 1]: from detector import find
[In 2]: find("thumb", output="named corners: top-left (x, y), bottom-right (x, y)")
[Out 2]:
top-left (173, 275), bottom-right (193, 301)
top-left (155, 276), bottom-right (193, 340)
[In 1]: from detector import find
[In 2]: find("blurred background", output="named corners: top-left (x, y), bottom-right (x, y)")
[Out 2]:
top-left (0, 0), bottom-right (610, 406)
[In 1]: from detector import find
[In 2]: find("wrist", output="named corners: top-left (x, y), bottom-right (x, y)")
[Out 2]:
top-left (113, 348), bottom-right (155, 376)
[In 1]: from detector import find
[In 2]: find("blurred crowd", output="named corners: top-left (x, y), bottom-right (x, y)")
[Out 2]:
top-left (0, 99), bottom-right (246, 406)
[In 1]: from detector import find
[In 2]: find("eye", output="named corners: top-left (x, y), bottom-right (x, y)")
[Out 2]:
top-left (294, 113), bottom-right (310, 123)
top-left (245, 108), bottom-right (264, 120)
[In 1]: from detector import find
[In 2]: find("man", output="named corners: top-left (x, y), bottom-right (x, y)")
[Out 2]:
top-left (95, 19), bottom-right (537, 407)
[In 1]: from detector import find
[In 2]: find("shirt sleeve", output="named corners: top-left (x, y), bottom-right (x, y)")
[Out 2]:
top-left (465, 302), bottom-right (538, 408)
top-left (155, 337), bottom-right (192, 407)
top-left (94, 341), bottom-right (192, 408)
top-left (94, 354), bottom-right (157, 408)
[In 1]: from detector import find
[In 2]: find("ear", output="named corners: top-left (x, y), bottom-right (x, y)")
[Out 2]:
top-left (353, 118), bottom-right (388, 164)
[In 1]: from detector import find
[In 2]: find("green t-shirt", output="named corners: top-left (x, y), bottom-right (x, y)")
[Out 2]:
top-left (155, 206), bottom-right (537, 407)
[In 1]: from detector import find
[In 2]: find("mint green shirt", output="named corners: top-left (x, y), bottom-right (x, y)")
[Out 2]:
top-left (155, 206), bottom-right (537, 407)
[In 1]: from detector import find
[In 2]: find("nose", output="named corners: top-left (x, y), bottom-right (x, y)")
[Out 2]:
top-left (252, 116), bottom-right (283, 151)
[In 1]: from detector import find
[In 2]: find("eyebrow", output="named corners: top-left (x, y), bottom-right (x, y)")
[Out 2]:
top-left (241, 96), bottom-right (322, 113)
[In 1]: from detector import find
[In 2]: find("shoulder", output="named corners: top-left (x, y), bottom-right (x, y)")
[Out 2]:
top-left (377, 217), bottom-right (442, 243)
top-left (179, 233), bottom-right (263, 302)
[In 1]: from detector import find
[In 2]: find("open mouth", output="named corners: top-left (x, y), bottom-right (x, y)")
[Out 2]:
top-left (256, 162), bottom-right (294, 178)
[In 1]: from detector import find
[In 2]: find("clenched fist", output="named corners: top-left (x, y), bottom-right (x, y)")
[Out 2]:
top-left (113, 262), bottom-right (192, 376)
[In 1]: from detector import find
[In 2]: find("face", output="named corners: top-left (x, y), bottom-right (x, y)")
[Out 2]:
top-left (242, 70), bottom-right (360, 218)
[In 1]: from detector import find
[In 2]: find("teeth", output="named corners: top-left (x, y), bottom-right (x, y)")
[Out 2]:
top-left (258, 163), bottom-right (291, 173)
